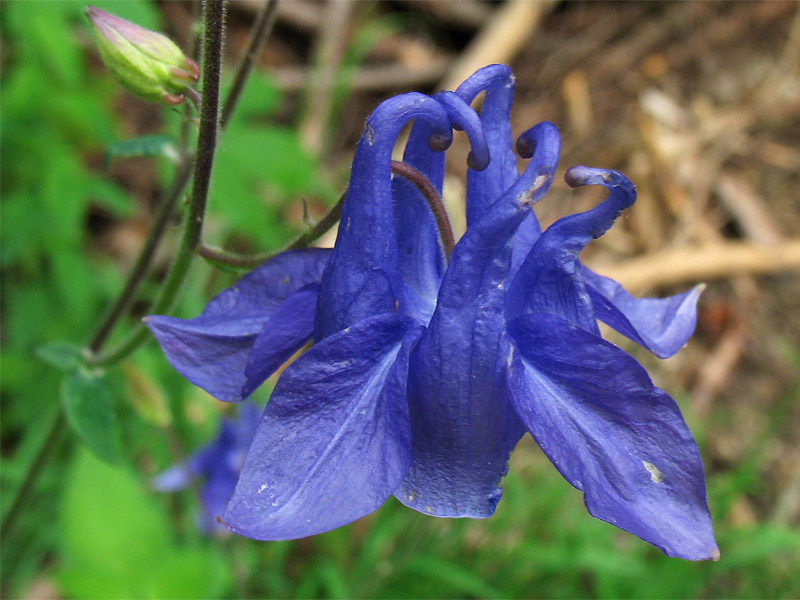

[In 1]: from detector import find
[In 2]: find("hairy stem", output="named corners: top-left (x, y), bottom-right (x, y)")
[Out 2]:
top-left (198, 191), bottom-right (345, 269)
top-left (87, 0), bottom-right (226, 367)
top-left (3, 0), bottom-right (229, 548)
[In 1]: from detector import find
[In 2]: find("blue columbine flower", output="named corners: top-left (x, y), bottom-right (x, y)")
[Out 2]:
top-left (152, 403), bottom-right (261, 534)
top-left (147, 65), bottom-right (717, 560)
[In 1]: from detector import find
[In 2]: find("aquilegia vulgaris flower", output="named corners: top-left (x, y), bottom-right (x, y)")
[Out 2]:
top-left (147, 65), bottom-right (718, 560)
top-left (152, 403), bottom-right (260, 534)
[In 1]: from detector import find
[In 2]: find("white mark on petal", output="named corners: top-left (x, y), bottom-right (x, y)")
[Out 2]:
top-left (365, 124), bottom-right (376, 145)
top-left (642, 461), bottom-right (664, 483)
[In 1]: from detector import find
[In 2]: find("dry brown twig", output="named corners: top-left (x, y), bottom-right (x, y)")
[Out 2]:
top-left (438, 0), bottom-right (557, 93)
top-left (592, 239), bottom-right (800, 293)
top-left (299, 0), bottom-right (357, 155)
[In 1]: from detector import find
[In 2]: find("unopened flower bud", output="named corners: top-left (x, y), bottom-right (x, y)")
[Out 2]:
top-left (85, 5), bottom-right (199, 105)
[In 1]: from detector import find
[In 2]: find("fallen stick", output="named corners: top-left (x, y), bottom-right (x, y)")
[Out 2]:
top-left (592, 239), bottom-right (800, 292)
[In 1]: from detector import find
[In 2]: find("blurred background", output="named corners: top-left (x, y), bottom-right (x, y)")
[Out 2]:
top-left (2, 0), bottom-right (799, 598)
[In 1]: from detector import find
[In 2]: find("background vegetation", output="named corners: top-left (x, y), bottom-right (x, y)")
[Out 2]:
top-left (2, 1), bottom-right (799, 598)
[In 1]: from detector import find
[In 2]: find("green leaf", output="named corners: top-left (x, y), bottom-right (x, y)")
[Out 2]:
top-left (144, 548), bottom-right (231, 600)
top-left (59, 449), bottom-right (231, 599)
top-left (221, 71), bottom-right (282, 121)
top-left (61, 370), bottom-right (121, 463)
top-left (35, 341), bottom-right (83, 371)
top-left (59, 448), bottom-right (171, 599)
top-left (104, 134), bottom-right (180, 166)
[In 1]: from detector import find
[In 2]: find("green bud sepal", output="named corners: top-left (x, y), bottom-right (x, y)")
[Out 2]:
top-left (85, 5), bottom-right (199, 105)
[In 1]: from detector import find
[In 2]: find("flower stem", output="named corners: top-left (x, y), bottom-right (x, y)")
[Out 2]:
top-left (196, 159), bottom-right (453, 270)
top-left (87, 0), bottom-right (226, 368)
top-left (390, 160), bottom-right (455, 258)
top-left (0, 408), bottom-right (67, 539)
top-left (86, 156), bottom-right (193, 353)
top-left (198, 191), bottom-right (345, 269)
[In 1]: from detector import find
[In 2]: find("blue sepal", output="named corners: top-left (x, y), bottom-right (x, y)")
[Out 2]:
top-left (506, 312), bottom-right (719, 561)
top-left (584, 268), bottom-right (703, 358)
top-left (146, 249), bottom-right (331, 402)
top-left (222, 313), bottom-right (421, 540)
top-left (396, 122), bottom-right (560, 516)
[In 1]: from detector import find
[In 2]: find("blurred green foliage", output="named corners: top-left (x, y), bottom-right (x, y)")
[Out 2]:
top-left (2, 1), bottom-right (799, 599)
top-left (59, 449), bottom-right (231, 599)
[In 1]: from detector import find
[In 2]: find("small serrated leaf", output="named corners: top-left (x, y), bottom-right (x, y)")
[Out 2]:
top-left (104, 134), bottom-right (179, 167)
top-left (35, 341), bottom-right (84, 371)
top-left (61, 370), bottom-right (122, 464)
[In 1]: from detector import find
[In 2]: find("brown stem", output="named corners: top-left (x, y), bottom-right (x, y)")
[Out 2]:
top-left (390, 160), bottom-right (455, 259)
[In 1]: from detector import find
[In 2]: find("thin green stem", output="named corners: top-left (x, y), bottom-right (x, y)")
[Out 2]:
top-left (197, 159), bottom-right (453, 269)
top-left (198, 190), bottom-right (345, 269)
top-left (87, 156), bottom-right (193, 353)
top-left (87, 0), bottom-right (226, 367)
top-left (0, 409), bottom-right (67, 539)
top-left (2, 0), bottom-right (227, 548)
top-left (220, 0), bottom-right (280, 129)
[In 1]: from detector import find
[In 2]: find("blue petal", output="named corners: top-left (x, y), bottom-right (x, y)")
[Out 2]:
top-left (396, 122), bottom-right (560, 517)
top-left (394, 91), bottom-right (490, 324)
top-left (222, 313), bottom-right (421, 541)
top-left (153, 419), bottom-right (239, 492)
top-left (199, 465), bottom-right (240, 533)
top-left (152, 461), bottom-right (198, 492)
top-left (146, 249), bottom-right (331, 402)
top-left (506, 312), bottom-right (719, 560)
top-left (432, 91), bottom-right (491, 172)
top-left (315, 93), bottom-right (453, 339)
top-left (455, 64), bottom-right (519, 226)
top-left (242, 284), bottom-right (320, 397)
top-left (454, 67), bottom-right (547, 270)
top-left (393, 118), bottom-right (446, 323)
top-left (507, 167), bottom-right (637, 334)
top-left (583, 267), bottom-right (703, 358)
top-left (510, 213), bottom-right (541, 278)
